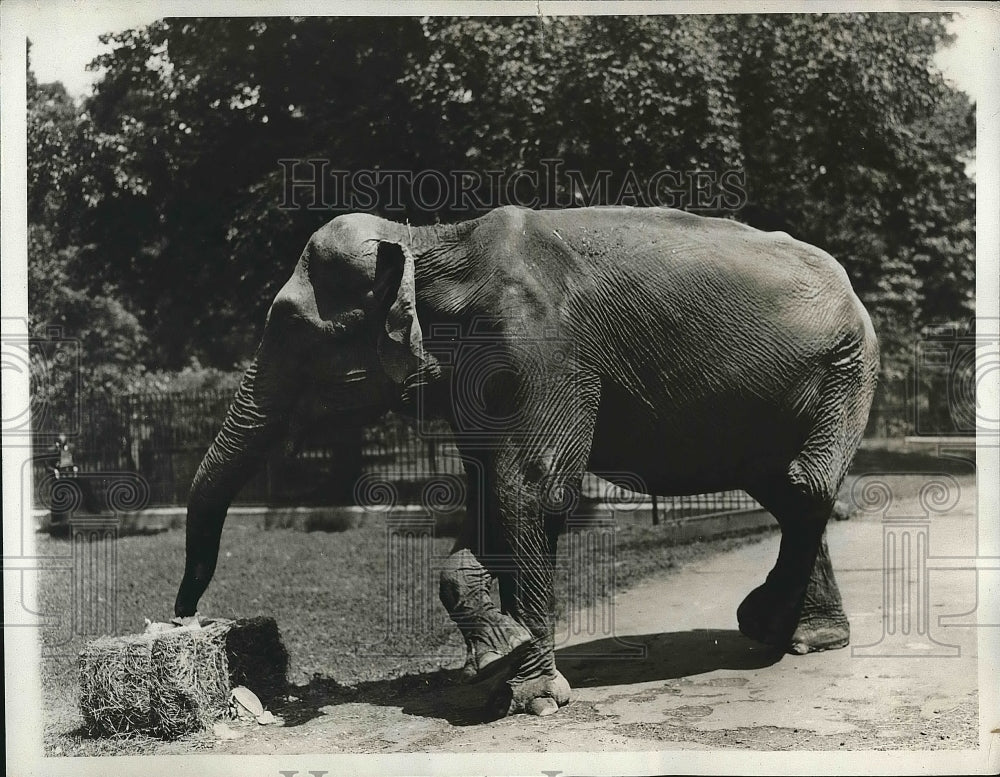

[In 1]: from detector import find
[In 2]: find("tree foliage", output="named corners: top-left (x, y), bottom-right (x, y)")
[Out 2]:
top-left (28, 42), bottom-right (148, 403)
top-left (77, 18), bottom-right (425, 366)
top-left (408, 17), bottom-right (744, 179)
top-left (28, 14), bottom-right (975, 394)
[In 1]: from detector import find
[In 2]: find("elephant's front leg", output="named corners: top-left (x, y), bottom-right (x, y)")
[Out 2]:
top-left (484, 440), bottom-right (584, 717)
top-left (478, 374), bottom-right (599, 717)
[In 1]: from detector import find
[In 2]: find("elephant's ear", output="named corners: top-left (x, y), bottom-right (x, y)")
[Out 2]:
top-left (373, 241), bottom-right (437, 386)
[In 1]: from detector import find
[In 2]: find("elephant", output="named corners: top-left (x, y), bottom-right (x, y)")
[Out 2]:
top-left (174, 205), bottom-right (879, 718)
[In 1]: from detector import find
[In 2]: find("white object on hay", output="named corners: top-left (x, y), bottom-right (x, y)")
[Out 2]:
top-left (231, 685), bottom-right (264, 717)
top-left (79, 616), bottom-right (286, 739)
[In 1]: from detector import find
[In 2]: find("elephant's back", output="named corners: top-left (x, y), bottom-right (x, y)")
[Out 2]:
top-left (541, 209), bottom-right (871, 456)
top-left (530, 206), bottom-right (855, 305)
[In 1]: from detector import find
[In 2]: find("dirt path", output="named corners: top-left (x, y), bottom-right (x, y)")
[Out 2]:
top-left (197, 484), bottom-right (982, 755)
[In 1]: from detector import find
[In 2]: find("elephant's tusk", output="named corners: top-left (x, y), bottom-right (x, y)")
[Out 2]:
top-left (331, 369), bottom-right (368, 384)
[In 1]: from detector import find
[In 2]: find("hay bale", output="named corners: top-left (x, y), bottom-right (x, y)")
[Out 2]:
top-left (79, 617), bottom-right (288, 739)
top-left (224, 617), bottom-right (289, 704)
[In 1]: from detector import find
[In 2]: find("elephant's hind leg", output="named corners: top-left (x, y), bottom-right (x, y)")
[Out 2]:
top-left (738, 349), bottom-right (872, 653)
top-left (739, 469), bottom-right (850, 654)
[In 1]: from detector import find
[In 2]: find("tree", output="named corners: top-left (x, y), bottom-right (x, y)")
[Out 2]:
top-left (27, 42), bottom-right (149, 404)
top-left (405, 16), bottom-right (744, 213)
top-left (80, 17), bottom-right (426, 366)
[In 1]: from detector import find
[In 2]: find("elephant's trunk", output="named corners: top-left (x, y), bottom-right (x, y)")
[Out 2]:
top-left (174, 351), bottom-right (294, 617)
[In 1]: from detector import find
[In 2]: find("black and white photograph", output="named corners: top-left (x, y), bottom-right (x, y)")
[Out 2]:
top-left (2, 1), bottom-right (998, 774)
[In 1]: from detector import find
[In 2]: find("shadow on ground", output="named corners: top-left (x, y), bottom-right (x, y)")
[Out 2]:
top-left (557, 628), bottom-right (782, 687)
top-left (274, 628), bottom-right (782, 727)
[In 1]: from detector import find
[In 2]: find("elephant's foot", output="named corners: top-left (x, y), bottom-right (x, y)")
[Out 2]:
top-left (788, 616), bottom-right (850, 655)
top-left (460, 615), bottom-right (533, 682)
top-left (737, 581), bottom-right (799, 647)
top-left (488, 670), bottom-right (571, 717)
top-left (738, 582), bottom-right (849, 654)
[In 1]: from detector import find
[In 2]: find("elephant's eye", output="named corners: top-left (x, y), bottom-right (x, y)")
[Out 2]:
top-left (317, 309), bottom-right (366, 339)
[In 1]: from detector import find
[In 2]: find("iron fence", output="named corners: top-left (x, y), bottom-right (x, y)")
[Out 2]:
top-left (32, 388), bottom-right (760, 518)
top-left (31, 390), bottom-right (465, 507)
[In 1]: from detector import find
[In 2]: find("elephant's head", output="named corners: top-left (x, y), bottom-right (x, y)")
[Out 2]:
top-left (175, 213), bottom-right (438, 617)
top-left (267, 214), bottom-right (439, 408)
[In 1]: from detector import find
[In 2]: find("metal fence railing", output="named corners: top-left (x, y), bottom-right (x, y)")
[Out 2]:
top-left (28, 388), bottom-right (823, 520)
top-left (31, 390), bottom-right (466, 508)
